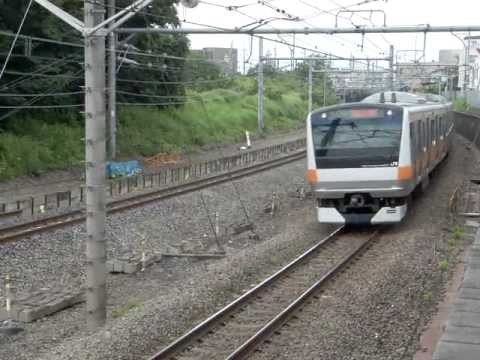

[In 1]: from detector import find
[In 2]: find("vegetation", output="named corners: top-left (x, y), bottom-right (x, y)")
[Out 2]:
top-left (111, 300), bottom-right (142, 319)
top-left (0, 0), bottom-right (188, 125)
top-left (0, 2), bottom-right (337, 180)
top-left (454, 97), bottom-right (471, 111)
top-left (0, 73), bottom-right (335, 180)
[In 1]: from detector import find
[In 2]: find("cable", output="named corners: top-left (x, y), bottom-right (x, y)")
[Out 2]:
top-left (0, 0), bottom-right (34, 81)
top-left (0, 91), bottom-right (84, 97)
top-left (0, 55), bottom-right (82, 91)
top-left (0, 104), bottom-right (83, 109)
top-left (0, 69), bottom-right (84, 122)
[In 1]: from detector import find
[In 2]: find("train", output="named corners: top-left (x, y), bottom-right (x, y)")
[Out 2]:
top-left (306, 91), bottom-right (453, 225)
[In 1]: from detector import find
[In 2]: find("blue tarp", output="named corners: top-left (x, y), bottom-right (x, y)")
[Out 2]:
top-left (106, 160), bottom-right (143, 178)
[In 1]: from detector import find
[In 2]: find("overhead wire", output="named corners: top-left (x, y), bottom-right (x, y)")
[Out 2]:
top-left (0, 0), bottom-right (34, 81)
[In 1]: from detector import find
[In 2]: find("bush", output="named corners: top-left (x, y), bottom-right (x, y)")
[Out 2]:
top-left (0, 73), bottom-right (327, 181)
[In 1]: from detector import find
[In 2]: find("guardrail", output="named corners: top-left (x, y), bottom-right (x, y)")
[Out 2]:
top-left (0, 138), bottom-right (306, 218)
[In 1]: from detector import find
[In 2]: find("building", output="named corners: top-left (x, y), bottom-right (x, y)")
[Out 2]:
top-left (439, 49), bottom-right (463, 65)
top-left (395, 61), bottom-right (452, 91)
top-left (197, 47), bottom-right (238, 75)
top-left (439, 46), bottom-right (480, 90)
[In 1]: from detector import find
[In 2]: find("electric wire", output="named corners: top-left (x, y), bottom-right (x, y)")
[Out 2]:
top-left (0, 0), bottom-right (34, 81)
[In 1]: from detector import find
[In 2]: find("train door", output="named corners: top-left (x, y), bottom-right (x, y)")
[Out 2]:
top-left (429, 117), bottom-right (435, 169)
top-left (421, 119), bottom-right (427, 173)
top-left (416, 121), bottom-right (422, 176)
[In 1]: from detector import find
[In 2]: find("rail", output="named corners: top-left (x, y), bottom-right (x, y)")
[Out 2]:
top-left (0, 149), bottom-right (305, 245)
top-left (0, 138), bottom-right (305, 218)
top-left (149, 228), bottom-right (378, 360)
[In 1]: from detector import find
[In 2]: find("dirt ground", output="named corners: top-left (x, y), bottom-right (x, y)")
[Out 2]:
top-left (0, 128), bottom-right (303, 203)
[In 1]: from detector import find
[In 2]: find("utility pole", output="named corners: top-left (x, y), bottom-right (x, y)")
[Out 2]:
top-left (323, 68), bottom-right (328, 106)
top-left (308, 61), bottom-right (313, 114)
top-left (107, 0), bottom-right (117, 159)
top-left (84, 0), bottom-right (107, 329)
top-left (389, 44), bottom-right (394, 90)
top-left (242, 48), bottom-right (246, 74)
top-left (258, 37), bottom-right (264, 131)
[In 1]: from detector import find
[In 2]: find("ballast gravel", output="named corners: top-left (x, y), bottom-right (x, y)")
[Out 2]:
top-left (0, 154), bottom-right (329, 360)
top-left (0, 134), bottom-right (475, 360)
top-left (251, 134), bottom-right (477, 360)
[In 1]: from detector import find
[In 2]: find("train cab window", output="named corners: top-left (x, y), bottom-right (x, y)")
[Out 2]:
top-left (310, 107), bottom-right (404, 168)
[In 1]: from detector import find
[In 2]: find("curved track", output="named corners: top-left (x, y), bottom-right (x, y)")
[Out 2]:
top-left (0, 150), bottom-right (305, 245)
top-left (149, 227), bottom-right (378, 360)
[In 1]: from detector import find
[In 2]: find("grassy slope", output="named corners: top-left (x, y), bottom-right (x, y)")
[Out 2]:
top-left (0, 75), bottom-right (327, 180)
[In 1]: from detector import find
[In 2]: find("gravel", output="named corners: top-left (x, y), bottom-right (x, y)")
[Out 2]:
top-left (0, 128), bottom-right (304, 203)
top-left (250, 134), bottom-right (477, 360)
top-left (0, 153), bottom-right (329, 359)
top-left (1, 133), bottom-right (476, 360)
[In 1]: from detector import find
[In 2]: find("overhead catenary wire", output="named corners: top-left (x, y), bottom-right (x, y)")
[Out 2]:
top-left (0, 91), bottom-right (84, 97)
top-left (0, 68), bottom-right (84, 122)
top-left (0, 0), bottom-right (34, 81)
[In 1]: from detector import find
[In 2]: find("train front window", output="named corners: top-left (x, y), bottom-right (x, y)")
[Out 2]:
top-left (311, 107), bottom-right (403, 169)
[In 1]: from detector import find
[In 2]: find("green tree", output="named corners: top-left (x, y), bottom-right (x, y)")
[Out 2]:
top-left (0, 0), bottom-right (189, 128)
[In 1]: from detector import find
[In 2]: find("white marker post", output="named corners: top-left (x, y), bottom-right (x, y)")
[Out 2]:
top-left (245, 131), bottom-right (251, 148)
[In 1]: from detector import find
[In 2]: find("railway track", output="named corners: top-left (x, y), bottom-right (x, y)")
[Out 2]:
top-left (0, 150), bottom-right (305, 245)
top-left (149, 227), bottom-right (378, 360)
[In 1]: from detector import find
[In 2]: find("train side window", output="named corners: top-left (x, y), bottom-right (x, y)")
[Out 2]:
top-left (410, 123), bottom-right (415, 152)
top-left (416, 121), bottom-right (421, 152)
top-left (432, 118), bottom-right (435, 142)
top-left (423, 121), bottom-right (427, 148)
top-left (420, 121), bottom-right (426, 150)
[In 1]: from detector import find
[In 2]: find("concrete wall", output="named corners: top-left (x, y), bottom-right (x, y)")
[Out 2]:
top-left (454, 111), bottom-right (480, 146)
top-left (466, 91), bottom-right (480, 108)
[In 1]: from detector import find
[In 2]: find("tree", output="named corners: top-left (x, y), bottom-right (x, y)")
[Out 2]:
top-left (0, 0), bottom-right (189, 127)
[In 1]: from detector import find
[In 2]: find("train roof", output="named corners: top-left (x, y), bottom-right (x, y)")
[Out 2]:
top-left (362, 91), bottom-right (448, 106)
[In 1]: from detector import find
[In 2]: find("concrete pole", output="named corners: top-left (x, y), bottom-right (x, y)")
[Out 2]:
top-left (107, 0), bottom-right (117, 159)
top-left (84, 0), bottom-right (107, 330)
top-left (242, 48), bottom-right (246, 74)
top-left (389, 44), bottom-right (394, 90)
top-left (257, 37), bottom-right (264, 131)
top-left (323, 68), bottom-right (327, 106)
top-left (308, 62), bottom-right (313, 114)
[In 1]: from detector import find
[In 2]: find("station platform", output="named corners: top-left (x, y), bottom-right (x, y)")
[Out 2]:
top-left (433, 223), bottom-right (480, 360)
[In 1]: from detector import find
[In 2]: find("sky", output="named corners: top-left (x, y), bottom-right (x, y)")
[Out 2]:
top-left (174, 0), bottom-right (480, 72)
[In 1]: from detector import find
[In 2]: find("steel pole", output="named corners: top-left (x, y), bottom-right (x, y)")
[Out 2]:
top-left (117, 25), bottom-right (480, 35)
top-left (107, 0), bottom-right (117, 159)
top-left (323, 68), bottom-right (327, 107)
top-left (389, 45), bottom-right (394, 90)
top-left (308, 62), bottom-right (313, 114)
top-left (258, 37), bottom-right (264, 131)
top-left (84, 0), bottom-right (107, 330)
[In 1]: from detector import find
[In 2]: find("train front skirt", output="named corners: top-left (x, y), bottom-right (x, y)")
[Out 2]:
top-left (317, 204), bottom-right (407, 225)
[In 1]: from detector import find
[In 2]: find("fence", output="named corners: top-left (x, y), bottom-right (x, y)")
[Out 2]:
top-left (0, 138), bottom-right (306, 218)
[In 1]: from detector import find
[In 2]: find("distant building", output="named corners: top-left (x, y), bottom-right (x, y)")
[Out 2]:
top-left (396, 61), bottom-right (452, 91)
top-left (439, 49), bottom-right (463, 65)
top-left (195, 47), bottom-right (238, 75)
top-left (439, 46), bottom-right (480, 90)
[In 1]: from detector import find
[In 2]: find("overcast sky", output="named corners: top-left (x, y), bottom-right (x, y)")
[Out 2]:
top-left (175, 0), bottom-right (479, 71)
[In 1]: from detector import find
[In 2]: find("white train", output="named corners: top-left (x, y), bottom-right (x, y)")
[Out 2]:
top-left (306, 92), bottom-right (453, 224)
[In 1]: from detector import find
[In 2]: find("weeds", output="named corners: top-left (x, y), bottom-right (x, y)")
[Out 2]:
top-left (111, 301), bottom-right (142, 319)
top-left (439, 259), bottom-right (450, 272)
top-left (0, 75), bottom-right (313, 181)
